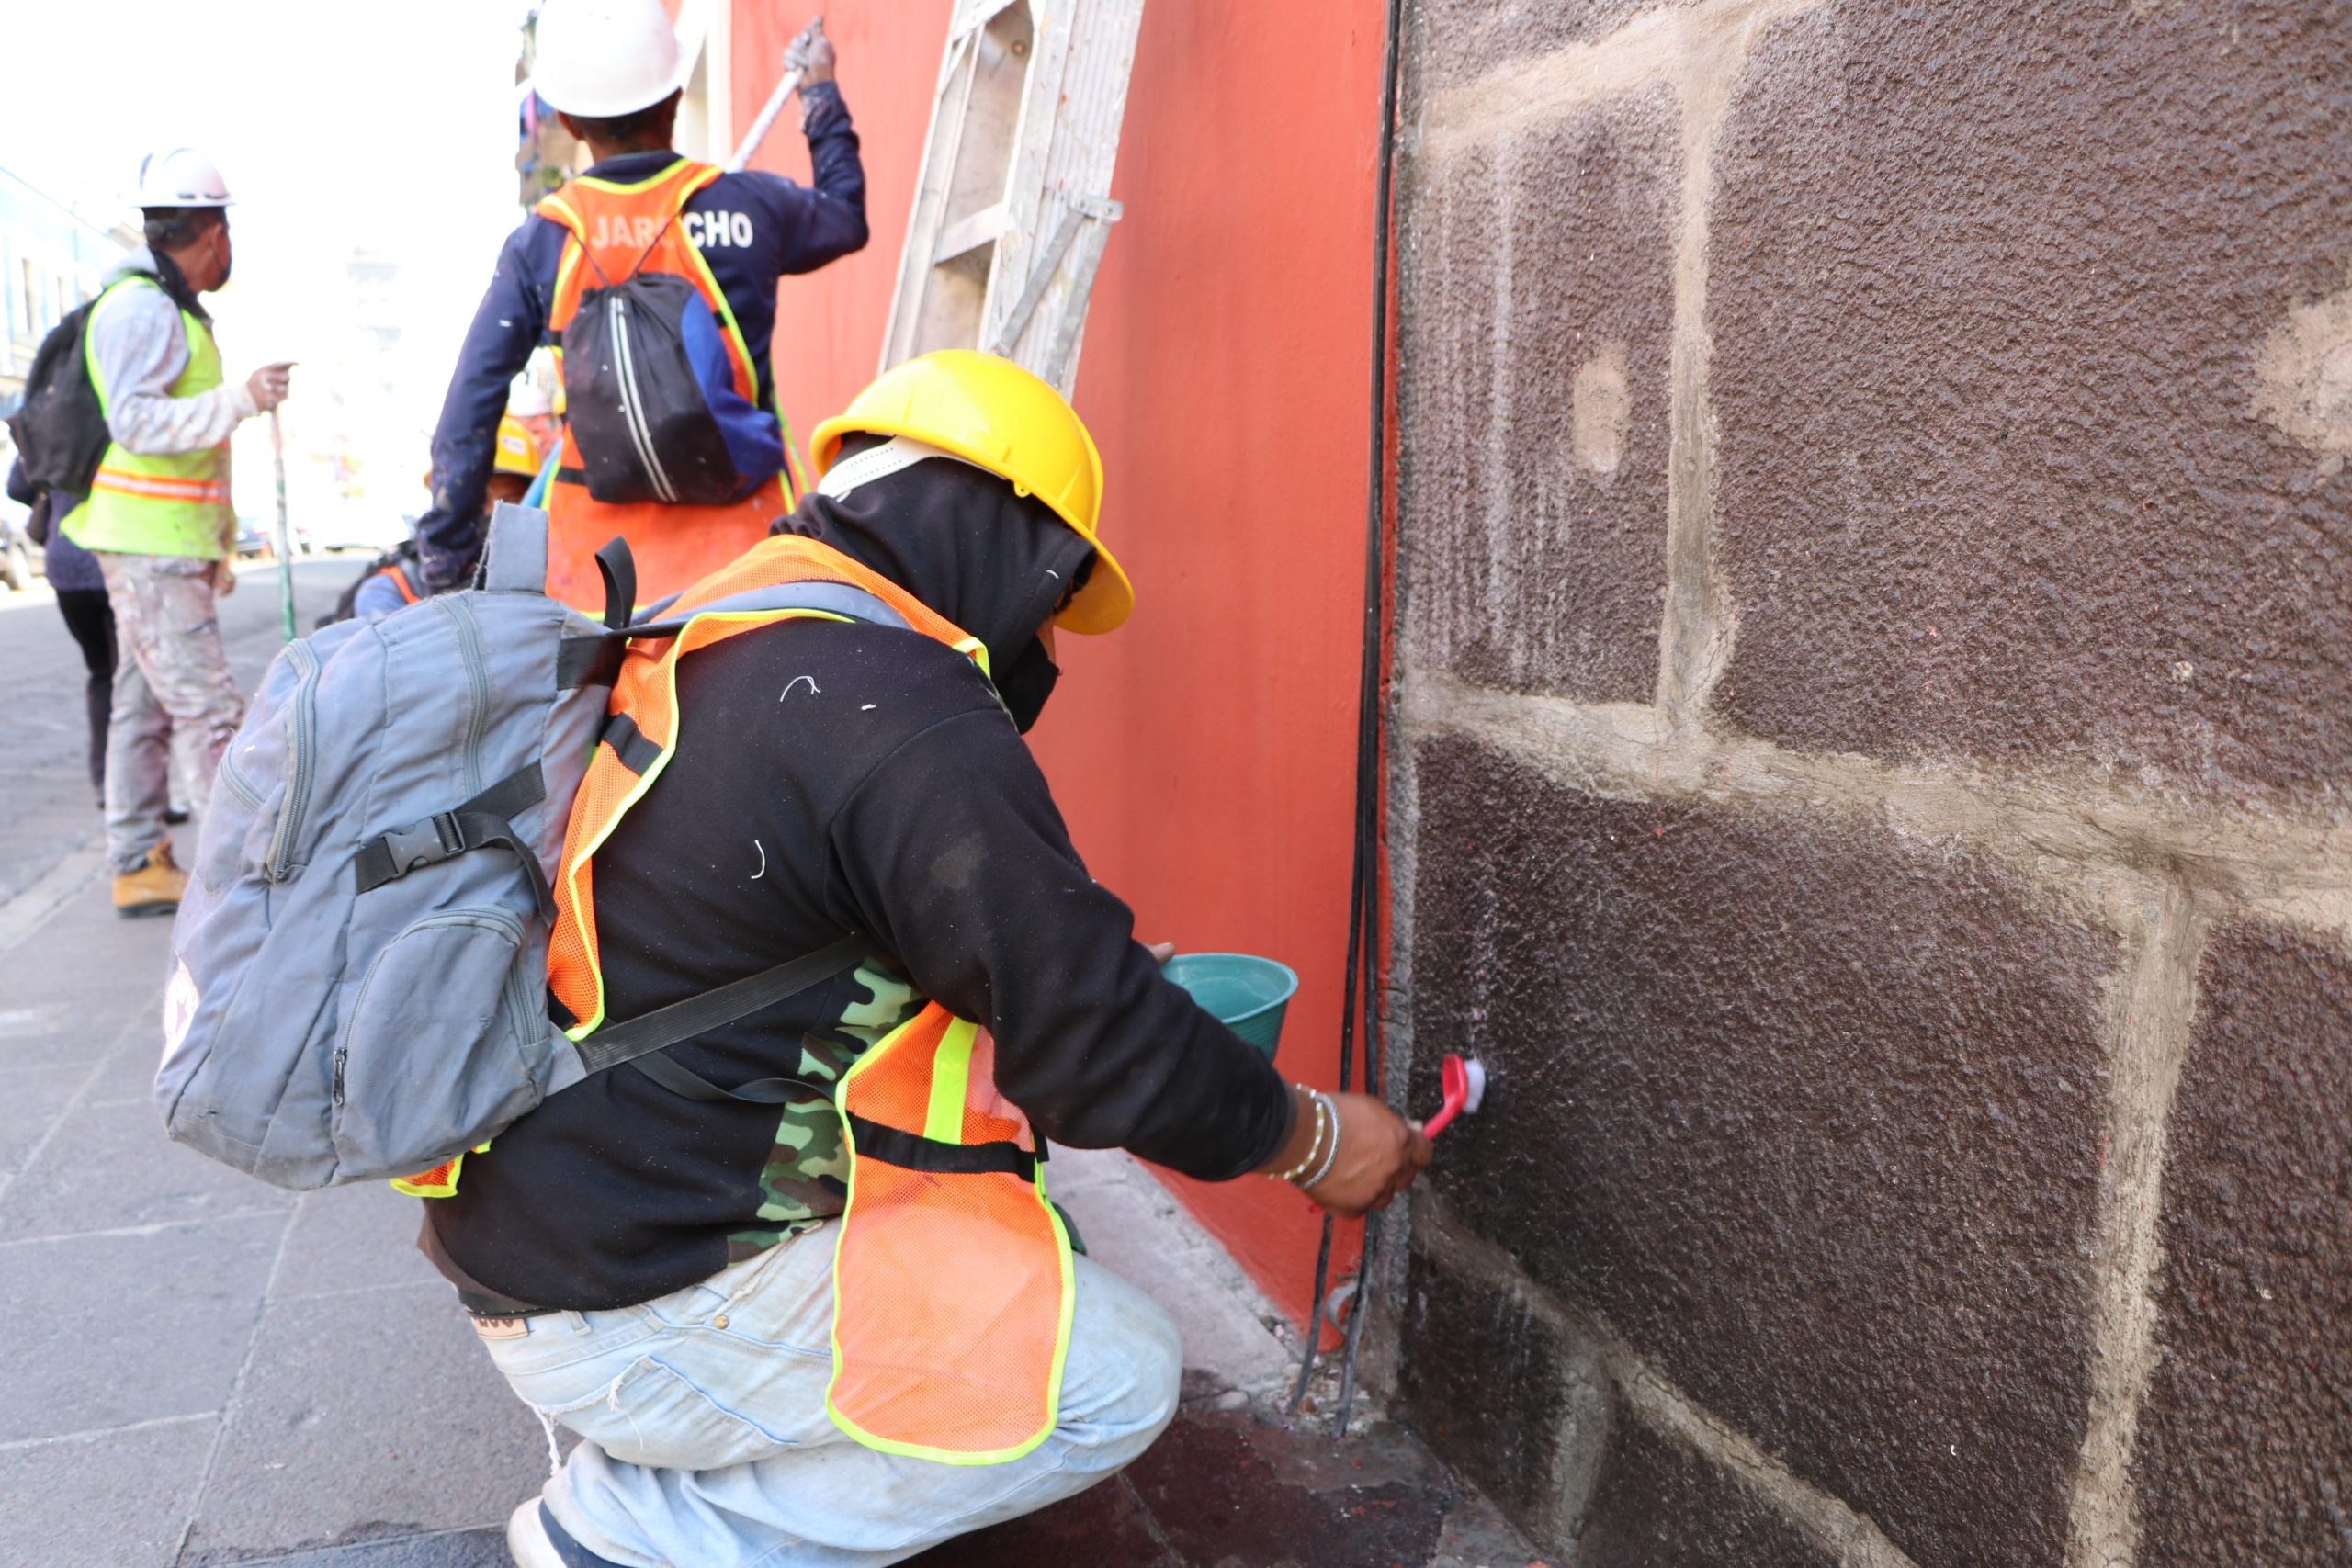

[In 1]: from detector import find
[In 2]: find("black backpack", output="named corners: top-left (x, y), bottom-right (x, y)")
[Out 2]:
top-left (561, 269), bottom-right (770, 507)
top-left (4, 296), bottom-right (110, 500)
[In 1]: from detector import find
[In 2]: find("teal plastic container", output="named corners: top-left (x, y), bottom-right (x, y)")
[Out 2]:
top-left (1163, 953), bottom-right (1298, 1059)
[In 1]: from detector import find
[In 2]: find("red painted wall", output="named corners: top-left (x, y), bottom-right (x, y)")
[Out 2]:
top-left (736, 0), bottom-right (1387, 1325)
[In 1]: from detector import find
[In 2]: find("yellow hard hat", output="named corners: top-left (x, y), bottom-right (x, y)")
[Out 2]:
top-left (492, 415), bottom-right (542, 479)
top-left (809, 350), bottom-right (1132, 635)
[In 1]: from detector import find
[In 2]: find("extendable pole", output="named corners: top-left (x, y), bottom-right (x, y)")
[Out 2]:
top-left (268, 409), bottom-right (296, 642)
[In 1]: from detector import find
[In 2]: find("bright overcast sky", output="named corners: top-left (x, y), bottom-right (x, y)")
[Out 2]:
top-left (0, 0), bottom-right (538, 521)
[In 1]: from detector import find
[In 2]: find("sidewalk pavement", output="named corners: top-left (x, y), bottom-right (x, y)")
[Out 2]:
top-left (0, 563), bottom-right (1538, 1568)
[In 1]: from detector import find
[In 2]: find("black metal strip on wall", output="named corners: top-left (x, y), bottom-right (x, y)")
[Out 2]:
top-left (1291, 0), bottom-right (1408, 1437)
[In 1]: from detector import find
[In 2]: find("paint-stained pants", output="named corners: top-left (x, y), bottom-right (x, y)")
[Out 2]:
top-left (482, 1230), bottom-right (1182, 1567)
top-left (96, 553), bottom-right (243, 874)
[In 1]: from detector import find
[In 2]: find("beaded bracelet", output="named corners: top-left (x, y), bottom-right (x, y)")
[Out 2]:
top-left (1272, 1088), bottom-right (1330, 1185)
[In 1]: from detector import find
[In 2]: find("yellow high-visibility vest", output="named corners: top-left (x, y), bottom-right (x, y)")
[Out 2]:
top-left (64, 277), bottom-right (232, 559)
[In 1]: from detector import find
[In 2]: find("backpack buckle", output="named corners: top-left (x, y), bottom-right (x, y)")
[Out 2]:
top-left (384, 812), bottom-right (462, 874)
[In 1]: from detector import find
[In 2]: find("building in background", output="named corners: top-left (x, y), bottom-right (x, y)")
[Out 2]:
top-left (0, 164), bottom-right (132, 414)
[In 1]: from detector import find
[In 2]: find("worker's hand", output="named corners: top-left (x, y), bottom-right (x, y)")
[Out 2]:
top-left (1259, 1086), bottom-right (1431, 1220)
top-left (1146, 941), bottom-right (1176, 965)
top-left (210, 558), bottom-right (238, 597)
top-left (1303, 1093), bottom-right (1431, 1218)
top-left (245, 362), bottom-right (293, 412)
top-left (788, 19), bottom-right (834, 88)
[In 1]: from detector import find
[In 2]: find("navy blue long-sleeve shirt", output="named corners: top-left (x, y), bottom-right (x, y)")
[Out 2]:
top-left (416, 82), bottom-right (867, 591)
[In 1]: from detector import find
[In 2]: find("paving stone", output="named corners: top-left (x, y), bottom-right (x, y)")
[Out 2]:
top-left (178, 1282), bottom-right (550, 1565)
top-left (0, 1059), bottom-right (85, 1187)
top-left (228, 1526), bottom-right (511, 1568)
top-left (0, 1414), bottom-right (217, 1567)
top-left (1709, 0), bottom-right (2352, 800)
top-left (1577, 1422), bottom-right (1834, 1568)
top-left (2134, 924), bottom-right (2352, 1565)
top-left (85, 1010), bottom-right (179, 1108)
top-left (0, 1090), bottom-right (293, 1241)
top-left (0, 887), bottom-right (174, 1069)
top-left (0, 1210), bottom-right (283, 1442)
top-left (1398, 1234), bottom-right (1611, 1552)
top-left (1405, 734), bottom-right (2112, 1567)
top-left (269, 1180), bottom-right (443, 1302)
top-left (1398, 85), bottom-right (1678, 705)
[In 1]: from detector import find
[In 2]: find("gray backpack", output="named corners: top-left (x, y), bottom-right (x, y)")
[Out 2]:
top-left (156, 503), bottom-right (869, 1190)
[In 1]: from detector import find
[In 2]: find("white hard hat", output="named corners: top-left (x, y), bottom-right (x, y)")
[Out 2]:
top-left (531, 0), bottom-right (688, 118)
top-left (134, 147), bottom-right (232, 209)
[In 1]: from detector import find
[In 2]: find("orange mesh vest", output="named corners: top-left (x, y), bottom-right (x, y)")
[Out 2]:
top-left (533, 160), bottom-right (808, 614)
top-left (548, 535), bottom-right (1073, 1464)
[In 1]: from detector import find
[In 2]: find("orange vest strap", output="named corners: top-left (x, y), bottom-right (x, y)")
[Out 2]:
top-left (545, 536), bottom-right (984, 1034)
top-left (534, 160), bottom-right (756, 405)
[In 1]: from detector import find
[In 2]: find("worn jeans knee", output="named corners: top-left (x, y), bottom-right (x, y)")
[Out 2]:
top-left (1050, 1254), bottom-right (1182, 1473)
top-left (502, 1245), bottom-right (1187, 1568)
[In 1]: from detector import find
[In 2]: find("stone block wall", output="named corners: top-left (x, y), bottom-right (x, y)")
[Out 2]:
top-left (1381, 4), bottom-right (2352, 1565)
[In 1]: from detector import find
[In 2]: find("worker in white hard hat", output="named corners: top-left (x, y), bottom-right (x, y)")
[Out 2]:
top-left (415, 0), bottom-right (867, 610)
top-left (62, 148), bottom-right (293, 917)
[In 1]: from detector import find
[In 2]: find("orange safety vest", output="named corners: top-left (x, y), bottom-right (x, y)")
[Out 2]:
top-left (548, 534), bottom-right (1074, 1465)
top-left (532, 159), bottom-right (810, 614)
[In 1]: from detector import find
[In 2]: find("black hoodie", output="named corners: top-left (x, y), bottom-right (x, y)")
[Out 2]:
top-left (424, 454), bottom-right (1295, 1312)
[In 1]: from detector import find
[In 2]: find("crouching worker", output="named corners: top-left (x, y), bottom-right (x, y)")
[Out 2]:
top-left (418, 352), bottom-right (1430, 1568)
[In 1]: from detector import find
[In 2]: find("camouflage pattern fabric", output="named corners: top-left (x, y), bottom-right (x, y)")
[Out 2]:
top-left (727, 958), bottom-right (922, 1261)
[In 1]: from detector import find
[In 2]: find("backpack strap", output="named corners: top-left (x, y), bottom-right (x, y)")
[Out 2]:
top-left (352, 762), bottom-right (554, 919)
top-left (481, 501), bottom-right (549, 592)
top-left (574, 932), bottom-right (875, 1102)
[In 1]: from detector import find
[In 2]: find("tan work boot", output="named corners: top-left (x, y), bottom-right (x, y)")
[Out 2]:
top-left (113, 843), bottom-right (188, 919)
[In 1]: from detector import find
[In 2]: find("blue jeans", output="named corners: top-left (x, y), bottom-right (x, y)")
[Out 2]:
top-left (480, 1224), bottom-right (1182, 1567)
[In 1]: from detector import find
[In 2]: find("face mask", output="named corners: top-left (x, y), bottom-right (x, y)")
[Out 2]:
top-left (995, 636), bottom-right (1061, 734)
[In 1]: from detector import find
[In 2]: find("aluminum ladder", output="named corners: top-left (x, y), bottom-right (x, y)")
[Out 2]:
top-left (878, 0), bottom-right (1146, 394)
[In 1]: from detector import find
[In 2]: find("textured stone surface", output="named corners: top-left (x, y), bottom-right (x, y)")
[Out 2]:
top-left (178, 1285), bottom-right (548, 1566)
top-left (0, 1211), bottom-right (283, 1442)
top-left (1398, 1234), bottom-right (1611, 1550)
top-left (268, 1180), bottom-right (447, 1302)
top-left (250, 1529), bottom-right (510, 1568)
top-left (1577, 1422), bottom-right (1835, 1568)
top-left (0, 1091), bottom-right (293, 1241)
top-left (1405, 733), bottom-right (2112, 1566)
top-left (2135, 925), bottom-right (2352, 1564)
top-left (1408, 0), bottom-right (1703, 89)
top-left (1398, 85), bottom-right (1679, 705)
top-left (0, 1416), bottom-right (217, 1568)
top-left (1710, 1), bottom-right (2352, 799)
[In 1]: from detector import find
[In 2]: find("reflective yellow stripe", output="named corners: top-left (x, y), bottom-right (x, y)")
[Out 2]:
top-left (950, 636), bottom-right (992, 679)
top-left (573, 157), bottom-right (695, 196)
top-left (92, 466), bottom-right (230, 502)
top-left (923, 1020), bottom-right (979, 1143)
